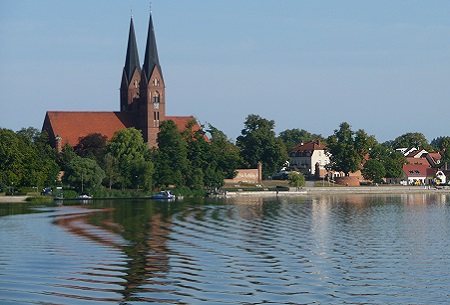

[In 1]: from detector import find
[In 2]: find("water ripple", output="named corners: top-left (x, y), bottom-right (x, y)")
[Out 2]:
top-left (1, 194), bottom-right (450, 304)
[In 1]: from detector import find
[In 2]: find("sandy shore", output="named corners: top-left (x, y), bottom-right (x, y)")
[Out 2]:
top-left (0, 196), bottom-right (29, 203)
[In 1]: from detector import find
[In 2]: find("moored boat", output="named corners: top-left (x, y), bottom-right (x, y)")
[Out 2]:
top-left (150, 190), bottom-right (175, 200)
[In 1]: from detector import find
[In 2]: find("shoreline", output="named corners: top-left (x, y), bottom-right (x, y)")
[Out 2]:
top-left (1, 186), bottom-right (449, 203)
top-left (225, 186), bottom-right (450, 197)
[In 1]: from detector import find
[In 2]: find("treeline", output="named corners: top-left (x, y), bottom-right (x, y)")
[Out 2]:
top-left (1, 115), bottom-right (450, 194)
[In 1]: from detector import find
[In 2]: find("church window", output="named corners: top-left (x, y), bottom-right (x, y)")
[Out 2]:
top-left (153, 92), bottom-right (160, 104)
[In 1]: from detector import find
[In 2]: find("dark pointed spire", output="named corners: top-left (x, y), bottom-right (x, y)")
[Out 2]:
top-left (142, 13), bottom-right (163, 82)
top-left (124, 17), bottom-right (140, 83)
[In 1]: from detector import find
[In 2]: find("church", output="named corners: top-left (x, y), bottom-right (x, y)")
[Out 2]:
top-left (42, 13), bottom-right (201, 151)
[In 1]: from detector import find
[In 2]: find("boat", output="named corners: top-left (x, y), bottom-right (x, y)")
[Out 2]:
top-left (150, 190), bottom-right (175, 200)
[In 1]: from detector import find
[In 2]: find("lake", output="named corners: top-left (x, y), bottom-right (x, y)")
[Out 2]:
top-left (1, 193), bottom-right (450, 304)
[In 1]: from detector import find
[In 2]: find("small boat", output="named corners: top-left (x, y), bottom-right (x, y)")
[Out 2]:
top-left (77, 194), bottom-right (92, 199)
top-left (150, 190), bottom-right (175, 200)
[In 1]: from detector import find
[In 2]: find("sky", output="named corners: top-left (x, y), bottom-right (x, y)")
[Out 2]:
top-left (1, 1), bottom-right (449, 143)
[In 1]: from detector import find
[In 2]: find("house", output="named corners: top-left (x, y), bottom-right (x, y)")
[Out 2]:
top-left (289, 140), bottom-right (329, 178)
top-left (424, 151), bottom-right (443, 167)
top-left (399, 164), bottom-right (429, 185)
top-left (42, 13), bottom-right (202, 151)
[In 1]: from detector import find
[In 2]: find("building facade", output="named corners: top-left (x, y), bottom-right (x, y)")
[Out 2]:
top-left (289, 140), bottom-right (329, 178)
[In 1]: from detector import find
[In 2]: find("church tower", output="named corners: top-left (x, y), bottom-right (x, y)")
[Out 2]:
top-left (120, 17), bottom-right (141, 112)
top-left (139, 13), bottom-right (166, 146)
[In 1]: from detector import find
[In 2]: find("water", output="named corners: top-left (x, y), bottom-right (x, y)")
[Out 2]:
top-left (1, 193), bottom-right (450, 304)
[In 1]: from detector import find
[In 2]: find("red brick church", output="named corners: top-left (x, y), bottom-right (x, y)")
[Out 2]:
top-left (43, 13), bottom-right (200, 151)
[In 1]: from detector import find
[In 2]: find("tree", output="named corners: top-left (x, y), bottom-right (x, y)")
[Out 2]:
top-left (182, 119), bottom-right (209, 189)
top-left (208, 125), bottom-right (241, 177)
top-left (326, 122), bottom-right (376, 176)
top-left (236, 114), bottom-right (288, 179)
top-left (58, 143), bottom-right (77, 172)
top-left (0, 128), bottom-right (25, 188)
top-left (288, 171), bottom-right (305, 190)
top-left (154, 120), bottom-right (188, 187)
top-left (369, 144), bottom-right (406, 179)
top-left (63, 156), bottom-right (105, 192)
top-left (431, 136), bottom-right (450, 151)
top-left (361, 159), bottom-right (386, 183)
top-left (278, 128), bottom-right (325, 152)
top-left (103, 128), bottom-right (153, 189)
top-left (392, 132), bottom-right (432, 151)
top-left (0, 128), bottom-right (58, 190)
top-left (75, 133), bottom-right (107, 164)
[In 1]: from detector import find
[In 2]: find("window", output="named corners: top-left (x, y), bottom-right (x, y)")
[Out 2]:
top-left (153, 93), bottom-right (160, 104)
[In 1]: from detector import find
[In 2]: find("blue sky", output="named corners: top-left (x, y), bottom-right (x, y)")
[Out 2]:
top-left (1, 1), bottom-right (449, 143)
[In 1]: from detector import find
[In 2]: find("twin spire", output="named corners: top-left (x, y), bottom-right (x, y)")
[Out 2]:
top-left (123, 13), bottom-right (162, 85)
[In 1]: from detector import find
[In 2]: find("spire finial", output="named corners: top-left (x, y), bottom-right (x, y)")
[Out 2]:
top-left (150, 1), bottom-right (152, 14)
top-left (130, 0), bottom-right (133, 18)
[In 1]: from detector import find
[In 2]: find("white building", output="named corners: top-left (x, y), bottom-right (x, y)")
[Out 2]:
top-left (289, 140), bottom-right (329, 178)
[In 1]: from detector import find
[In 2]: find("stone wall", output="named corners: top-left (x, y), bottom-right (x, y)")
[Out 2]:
top-left (224, 163), bottom-right (263, 184)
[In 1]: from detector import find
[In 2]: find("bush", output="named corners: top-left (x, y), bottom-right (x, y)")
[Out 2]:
top-left (26, 196), bottom-right (55, 203)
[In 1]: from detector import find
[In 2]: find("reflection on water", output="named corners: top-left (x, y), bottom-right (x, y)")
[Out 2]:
top-left (0, 193), bottom-right (450, 304)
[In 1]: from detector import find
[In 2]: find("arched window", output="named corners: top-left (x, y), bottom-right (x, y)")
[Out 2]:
top-left (153, 91), bottom-right (160, 104)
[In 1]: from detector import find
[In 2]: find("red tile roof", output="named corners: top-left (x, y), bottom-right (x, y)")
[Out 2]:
top-left (291, 140), bottom-right (326, 154)
top-left (43, 111), bottom-right (203, 147)
top-left (402, 164), bottom-right (430, 178)
top-left (43, 111), bottom-right (136, 146)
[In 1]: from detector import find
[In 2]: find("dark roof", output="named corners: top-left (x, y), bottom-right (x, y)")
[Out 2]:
top-left (142, 13), bottom-right (163, 82)
top-left (291, 140), bottom-right (327, 154)
top-left (123, 17), bottom-right (141, 84)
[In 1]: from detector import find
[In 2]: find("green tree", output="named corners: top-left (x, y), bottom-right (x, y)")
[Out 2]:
top-left (207, 124), bottom-right (241, 180)
top-left (154, 120), bottom-right (188, 187)
top-left (75, 133), bottom-right (107, 164)
top-left (0, 128), bottom-right (24, 188)
top-left (20, 129), bottom-right (59, 189)
top-left (288, 171), bottom-right (305, 190)
top-left (63, 156), bottom-right (105, 193)
top-left (392, 132), bottom-right (432, 151)
top-left (0, 128), bottom-right (58, 190)
top-left (326, 122), bottom-right (376, 176)
top-left (102, 152), bottom-right (120, 189)
top-left (236, 114), bottom-right (288, 179)
top-left (58, 143), bottom-right (77, 172)
top-left (361, 159), bottom-right (386, 183)
top-left (278, 128), bottom-right (325, 152)
top-left (369, 144), bottom-right (406, 179)
top-left (104, 128), bottom-right (153, 189)
top-left (431, 136), bottom-right (450, 151)
top-left (182, 120), bottom-right (209, 189)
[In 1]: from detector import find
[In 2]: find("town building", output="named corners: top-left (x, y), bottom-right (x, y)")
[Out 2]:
top-left (42, 13), bottom-right (201, 151)
top-left (289, 140), bottom-right (329, 178)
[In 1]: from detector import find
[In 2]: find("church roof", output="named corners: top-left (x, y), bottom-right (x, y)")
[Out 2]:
top-left (142, 13), bottom-right (163, 82)
top-left (43, 111), bottom-right (136, 146)
top-left (43, 111), bottom-right (202, 147)
top-left (123, 17), bottom-right (141, 84)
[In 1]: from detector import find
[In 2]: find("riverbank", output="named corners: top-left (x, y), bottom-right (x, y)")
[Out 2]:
top-left (1, 186), bottom-right (449, 202)
top-left (225, 185), bottom-right (450, 197)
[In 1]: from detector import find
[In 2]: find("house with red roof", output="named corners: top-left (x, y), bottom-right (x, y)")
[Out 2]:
top-left (289, 140), bottom-right (329, 178)
top-left (42, 14), bottom-right (202, 151)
